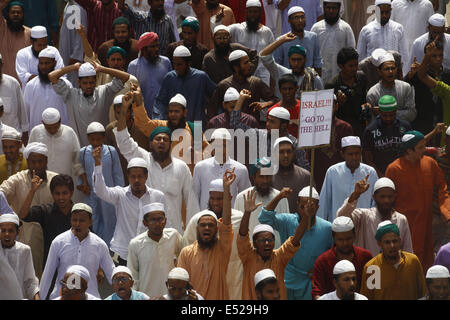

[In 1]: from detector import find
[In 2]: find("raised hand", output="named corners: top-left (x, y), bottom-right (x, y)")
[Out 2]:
top-left (303, 199), bottom-right (317, 219)
top-left (92, 146), bottom-right (102, 166)
top-left (131, 85), bottom-right (144, 106)
top-left (434, 122), bottom-right (446, 135)
top-left (122, 91), bottom-right (133, 108)
top-left (223, 167), bottom-right (236, 190)
top-left (31, 170), bottom-right (43, 192)
top-left (76, 24), bottom-right (86, 37)
top-left (282, 32), bottom-right (297, 42)
top-left (278, 187), bottom-right (292, 199)
top-left (239, 89), bottom-right (252, 100)
top-left (187, 289), bottom-right (198, 300)
top-left (243, 189), bottom-right (263, 213)
top-left (409, 57), bottom-right (420, 75)
top-left (354, 174), bottom-right (370, 196)
top-left (216, 7), bottom-right (225, 23)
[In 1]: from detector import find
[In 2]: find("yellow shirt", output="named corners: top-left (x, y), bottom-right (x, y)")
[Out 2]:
top-left (0, 153), bottom-right (28, 184)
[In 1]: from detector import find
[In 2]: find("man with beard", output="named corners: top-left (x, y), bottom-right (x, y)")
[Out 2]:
top-left (258, 186), bottom-right (333, 299)
top-left (273, 7), bottom-right (322, 75)
top-left (190, 0), bottom-right (235, 50)
top-left (23, 48), bottom-right (70, 132)
top-left (153, 45), bottom-right (216, 123)
top-left (360, 221), bottom-right (426, 300)
top-left (254, 269), bottom-right (281, 300)
top-left (177, 169), bottom-right (235, 300)
top-left (318, 260), bottom-right (368, 300)
top-left (310, 0), bottom-right (355, 84)
top-left (128, 32), bottom-right (172, 117)
top-left (0, 0), bottom-right (31, 81)
top-left (261, 35), bottom-right (323, 100)
top-left (165, 17), bottom-right (208, 70)
top-left (0, 128), bottom-right (27, 184)
top-left (275, 0), bottom-right (322, 33)
top-left (127, 202), bottom-right (182, 297)
top-left (115, 92), bottom-right (199, 234)
top-left (357, 0), bottom-right (407, 62)
top-left (118, 0), bottom-right (177, 54)
top-left (229, 0), bottom-right (275, 86)
top-left (15, 26), bottom-right (64, 88)
top-left (420, 265), bottom-right (450, 300)
top-left (312, 216), bottom-right (372, 299)
top-left (97, 17), bottom-right (139, 70)
top-left (202, 25), bottom-right (258, 85)
top-left (0, 142), bottom-right (58, 277)
top-left (49, 61), bottom-right (129, 147)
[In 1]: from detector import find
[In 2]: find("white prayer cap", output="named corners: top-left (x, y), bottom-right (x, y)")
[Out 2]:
top-left (378, 53), bottom-right (395, 66)
top-left (1, 128), bottom-right (22, 141)
top-left (426, 265), bottom-right (450, 279)
top-left (246, 0), bottom-right (261, 7)
top-left (377, 220), bottom-right (394, 230)
top-left (252, 224), bottom-right (275, 238)
top-left (168, 267), bottom-right (190, 282)
top-left (66, 265), bottom-right (90, 282)
top-left (71, 203), bottom-right (93, 215)
top-left (298, 186), bottom-right (320, 200)
top-left (113, 94), bottom-right (124, 105)
top-left (143, 202), bottom-right (165, 214)
top-left (23, 142), bottom-right (48, 159)
top-left (268, 107), bottom-right (290, 121)
top-left (254, 269), bottom-right (277, 286)
top-left (429, 13), bottom-right (446, 27)
top-left (373, 177), bottom-right (395, 193)
top-left (209, 179), bottom-right (224, 192)
top-left (370, 48), bottom-right (387, 67)
top-left (111, 266), bottom-right (133, 280)
top-left (30, 26), bottom-right (47, 39)
top-left (333, 260), bottom-right (356, 275)
top-left (38, 47), bottom-right (55, 59)
top-left (127, 157), bottom-right (148, 169)
top-left (173, 45), bottom-right (191, 57)
top-left (86, 122), bottom-right (105, 134)
top-left (288, 6), bottom-right (304, 17)
top-left (223, 87), bottom-right (240, 102)
top-left (211, 128), bottom-right (232, 141)
top-left (332, 216), bottom-right (354, 232)
top-left (375, 0), bottom-right (391, 6)
top-left (213, 25), bottom-right (230, 35)
top-left (229, 50), bottom-right (248, 62)
top-left (0, 213), bottom-right (20, 226)
top-left (198, 210), bottom-right (218, 222)
top-left (169, 93), bottom-right (187, 108)
top-left (341, 136), bottom-right (361, 148)
top-left (78, 62), bottom-right (96, 77)
top-left (273, 137), bottom-right (293, 149)
top-left (41, 107), bottom-right (61, 125)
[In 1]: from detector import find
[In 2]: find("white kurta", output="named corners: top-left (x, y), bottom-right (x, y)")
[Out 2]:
top-left (23, 77), bottom-right (70, 132)
top-left (39, 230), bottom-right (114, 300)
top-left (406, 33), bottom-right (450, 75)
top-left (234, 186), bottom-right (290, 249)
top-left (127, 228), bottom-right (182, 297)
top-left (311, 18), bottom-right (356, 84)
top-left (262, 0), bottom-right (282, 39)
top-left (93, 165), bottom-right (166, 260)
top-left (0, 245), bottom-right (23, 300)
top-left (15, 45), bottom-right (65, 87)
top-left (1, 241), bottom-right (39, 300)
top-left (114, 127), bottom-right (200, 233)
top-left (229, 22), bottom-right (275, 86)
top-left (193, 156), bottom-right (252, 211)
top-left (391, 0), bottom-right (434, 63)
top-left (182, 209), bottom-right (244, 300)
top-left (357, 19), bottom-right (407, 62)
top-left (28, 124), bottom-right (84, 177)
top-left (0, 74), bottom-right (28, 133)
top-left (318, 290), bottom-right (368, 300)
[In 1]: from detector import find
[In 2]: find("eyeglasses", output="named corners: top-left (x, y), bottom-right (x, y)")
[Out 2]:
top-left (112, 276), bottom-right (132, 284)
top-left (255, 238), bottom-right (274, 244)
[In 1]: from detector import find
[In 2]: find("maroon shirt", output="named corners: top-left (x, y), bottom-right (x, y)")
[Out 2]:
top-left (311, 245), bottom-right (373, 298)
top-left (206, 111), bottom-right (258, 130)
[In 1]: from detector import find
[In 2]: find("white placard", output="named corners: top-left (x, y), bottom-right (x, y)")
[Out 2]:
top-left (298, 89), bottom-right (334, 148)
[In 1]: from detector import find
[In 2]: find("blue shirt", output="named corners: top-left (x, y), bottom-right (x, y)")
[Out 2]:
top-left (317, 162), bottom-right (379, 222)
top-left (20, 0), bottom-right (59, 33)
top-left (259, 207), bottom-right (333, 299)
top-left (0, 191), bottom-right (13, 214)
top-left (153, 68), bottom-right (216, 122)
top-left (128, 56), bottom-right (172, 118)
top-left (105, 289), bottom-right (149, 300)
top-left (275, 0), bottom-right (323, 32)
top-left (273, 32), bottom-right (323, 70)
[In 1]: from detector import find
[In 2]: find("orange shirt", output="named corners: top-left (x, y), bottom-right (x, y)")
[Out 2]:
top-left (177, 222), bottom-right (234, 300)
top-left (237, 234), bottom-right (299, 300)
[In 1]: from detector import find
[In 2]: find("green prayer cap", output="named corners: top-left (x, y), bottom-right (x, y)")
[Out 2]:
top-left (113, 16), bottom-right (130, 27)
top-left (399, 130), bottom-right (425, 154)
top-left (106, 46), bottom-right (126, 59)
top-left (249, 157), bottom-right (271, 177)
top-left (149, 126), bottom-right (171, 141)
top-left (288, 45), bottom-right (307, 58)
top-left (375, 221), bottom-right (400, 241)
top-left (8, 1), bottom-right (24, 9)
top-left (378, 95), bottom-right (397, 112)
top-left (181, 16), bottom-right (200, 33)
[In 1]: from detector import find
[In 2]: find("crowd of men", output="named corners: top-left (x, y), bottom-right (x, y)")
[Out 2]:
top-left (0, 0), bottom-right (450, 301)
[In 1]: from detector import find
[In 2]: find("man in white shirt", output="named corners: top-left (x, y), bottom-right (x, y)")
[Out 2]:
top-left (357, 0), bottom-right (407, 62)
top-left (311, 0), bottom-right (355, 84)
top-left (193, 128), bottom-right (251, 210)
top-left (127, 202), bottom-right (183, 297)
top-left (15, 26), bottom-right (64, 88)
top-left (23, 48), bottom-right (69, 133)
top-left (114, 90), bottom-right (200, 233)
top-left (93, 152), bottom-right (165, 264)
top-left (39, 203), bottom-right (114, 300)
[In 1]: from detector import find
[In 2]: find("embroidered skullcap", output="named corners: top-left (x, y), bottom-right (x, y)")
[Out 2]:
top-left (113, 16), bottom-right (130, 27)
top-left (378, 95), bottom-right (397, 112)
top-left (198, 210), bottom-right (218, 222)
top-left (378, 53), bottom-right (395, 67)
top-left (400, 130), bottom-right (424, 153)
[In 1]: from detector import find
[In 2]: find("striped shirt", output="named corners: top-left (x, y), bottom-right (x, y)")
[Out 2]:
top-left (122, 7), bottom-right (177, 54)
top-left (76, 0), bottom-right (122, 52)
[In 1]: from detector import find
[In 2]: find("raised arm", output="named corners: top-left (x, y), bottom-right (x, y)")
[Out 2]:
top-left (265, 187), bottom-right (292, 212)
top-left (222, 168), bottom-right (235, 226)
top-left (260, 33), bottom-right (296, 57)
top-left (17, 171), bottom-right (43, 220)
top-left (417, 40), bottom-right (438, 89)
top-left (76, 24), bottom-right (94, 59)
top-left (92, 61), bottom-right (130, 84)
top-left (238, 188), bottom-right (263, 236)
top-left (48, 63), bottom-right (81, 85)
top-left (291, 199), bottom-right (315, 246)
top-left (276, 0), bottom-right (292, 11)
top-left (92, 146), bottom-right (121, 204)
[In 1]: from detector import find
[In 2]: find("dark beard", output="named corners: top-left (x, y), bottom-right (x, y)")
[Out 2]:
top-left (38, 67), bottom-right (53, 84)
top-left (113, 39), bottom-right (131, 54)
top-left (145, 55), bottom-right (160, 64)
top-left (206, 2), bottom-right (219, 10)
top-left (6, 17), bottom-right (24, 32)
top-left (152, 8), bottom-right (165, 20)
top-left (150, 149), bottom-right (171, 162)
top-left (255, 185), bottom-right (271, 197)
top-left (246, 18), bottom-right (260, 32)
top-left (215, 43), bottom-right (231, 57)
top-left (167, 117), bottom-right (186, 131)
top-left (341, 292), bottom-right (355, 300)
top-left (325, 15), bottom-right (340, 25)
top-left (197, 231), bottom-right (218, 249)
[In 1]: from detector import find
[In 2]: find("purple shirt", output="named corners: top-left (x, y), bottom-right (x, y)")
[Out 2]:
top-left (275, 0), bottom-right (323, 33)
top-left (434, 242), bottom-right (450, 271)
